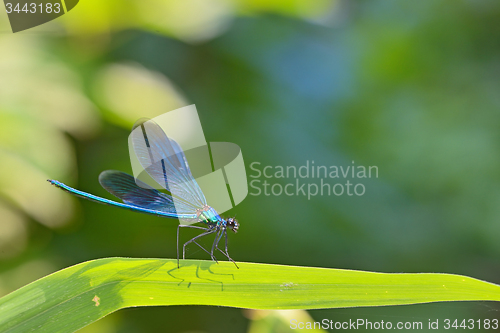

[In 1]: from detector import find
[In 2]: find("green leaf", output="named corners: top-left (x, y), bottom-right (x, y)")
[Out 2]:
top-left (1, 258), bottom-right (499, 332)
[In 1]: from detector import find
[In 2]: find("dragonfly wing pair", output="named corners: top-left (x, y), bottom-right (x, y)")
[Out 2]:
top-left (99, 119), bottom-right (208, 222)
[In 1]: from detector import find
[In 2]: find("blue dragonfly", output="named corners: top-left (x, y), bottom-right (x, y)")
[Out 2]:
top-left (49, 119), bottom-right (239, 268)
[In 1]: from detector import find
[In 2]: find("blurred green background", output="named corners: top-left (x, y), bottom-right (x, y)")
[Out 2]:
top-left (1, 0), bottom-right (500, 332)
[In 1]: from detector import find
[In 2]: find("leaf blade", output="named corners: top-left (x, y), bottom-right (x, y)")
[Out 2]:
top-left (1, 258), bottom-right (499, 332)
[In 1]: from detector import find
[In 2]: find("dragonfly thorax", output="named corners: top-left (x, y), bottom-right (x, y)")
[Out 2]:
top-left (195, 205), bottom-right (239, 233)
top-left (196, 205), bottom-right (223, 226)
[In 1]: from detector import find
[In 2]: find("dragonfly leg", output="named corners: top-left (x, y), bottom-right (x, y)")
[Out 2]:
top-left (192, 240), bottom-right (213, 257)
top-left (215, 230), bottom-right (239, 269)
top-left (210, 228), bottom-right (224, 262)
top-left (182, 228), bottom-right (218, 265)
top-left (177, 224), bottom-right (211, 268)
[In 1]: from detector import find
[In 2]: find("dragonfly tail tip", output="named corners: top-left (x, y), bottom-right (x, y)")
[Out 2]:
top-left (47, 179), bottom-right (58, 187)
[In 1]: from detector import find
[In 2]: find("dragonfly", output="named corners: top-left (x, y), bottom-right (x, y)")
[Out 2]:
top-left (48, 119), bottom-right (239, 268)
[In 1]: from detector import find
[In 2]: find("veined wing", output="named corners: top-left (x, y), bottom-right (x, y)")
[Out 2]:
top-left (98, 170), bottom-right (200, 217)
top-left (130, 119), bottom-right (207, 209)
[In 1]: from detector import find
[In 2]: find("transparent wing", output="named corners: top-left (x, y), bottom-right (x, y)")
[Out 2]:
top-left (99, 170), bottom-right (199, 217)
top-left (130, 119), bottom-right (207, 209)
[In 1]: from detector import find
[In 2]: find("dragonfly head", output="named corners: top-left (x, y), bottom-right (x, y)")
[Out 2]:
top-left (226, 217), bottom-right (239, 233)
